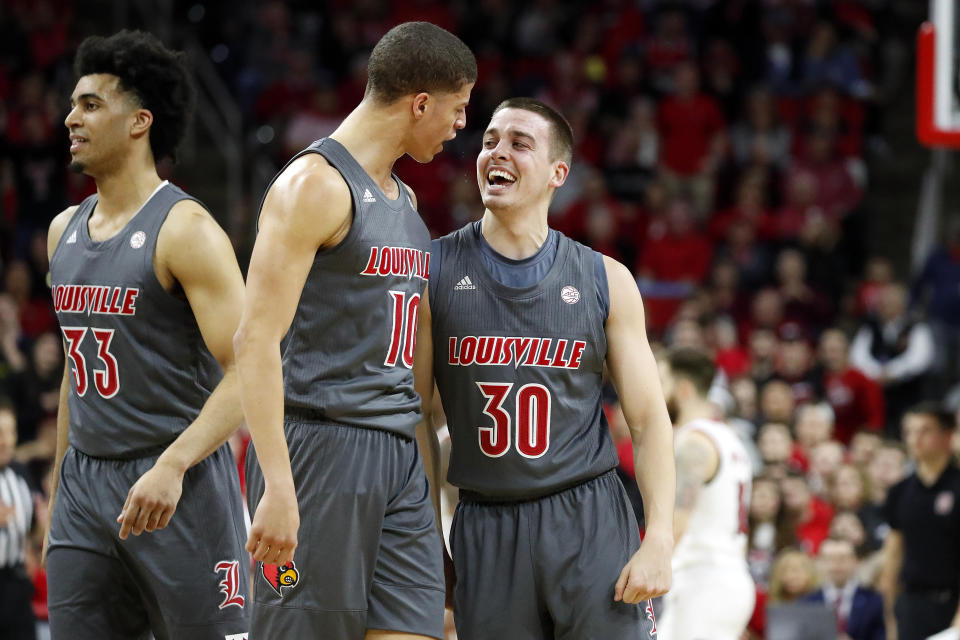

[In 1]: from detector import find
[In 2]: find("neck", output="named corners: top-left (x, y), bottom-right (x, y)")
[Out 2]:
top-left (677, 398), bottom-right (715, 427)
top-left (479, 207), bottom-right (550, 260)
top-left (917, 454), bottom-right (950, 484)
top-left (93, 152), bottom-right (163, 218)
top-left (331, 100), bottom-right (408, 188)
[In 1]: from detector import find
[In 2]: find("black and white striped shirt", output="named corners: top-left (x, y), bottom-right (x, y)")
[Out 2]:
top-left (0, 464), bottom-right (33, 568)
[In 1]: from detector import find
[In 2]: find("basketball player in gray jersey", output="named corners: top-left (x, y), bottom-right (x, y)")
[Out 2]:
top-left (414, 98), bottom-right (676, 639)
top-left (234, 22), bottom-right (475, 640)
top-left (44, 32), bottom-right (249, 639)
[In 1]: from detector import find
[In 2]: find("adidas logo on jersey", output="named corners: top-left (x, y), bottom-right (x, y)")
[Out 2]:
top-left (362, 188), bottom-right (376, 203)
top-left (66, 230), bottom-right (77, 244)
top-left (455, 275), bottom-right (476, 291)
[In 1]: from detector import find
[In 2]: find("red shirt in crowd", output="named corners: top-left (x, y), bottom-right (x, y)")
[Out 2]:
top-left (822, 368), bottom-right (885, 445)
top-left (784, 162), bottom-right (862, 221)
top-left (657, 94), bottom-right (725, 176)
top-left (639, 230), bottom-right (713, 282)
top-left (795, 496), bottom-right (835, 554)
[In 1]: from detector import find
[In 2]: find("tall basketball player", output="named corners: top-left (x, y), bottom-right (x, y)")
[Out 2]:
top-left (45, 31), bottom-right (249, 639)
top-left (233, 22), bottom-right (475, 640)
top-left (414, 98), bottom-right (674, 639)
top-left (657, 347), bottom-right (755, 640)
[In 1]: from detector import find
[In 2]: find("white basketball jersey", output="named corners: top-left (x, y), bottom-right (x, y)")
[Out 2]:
top-left (673, 419), bottom-right (752, 571)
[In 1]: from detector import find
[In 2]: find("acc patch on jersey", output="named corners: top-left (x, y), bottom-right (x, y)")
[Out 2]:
top-left (560, 285), bottom-right (580, 304)
top-left (261, 561), bottom-right (299, 596)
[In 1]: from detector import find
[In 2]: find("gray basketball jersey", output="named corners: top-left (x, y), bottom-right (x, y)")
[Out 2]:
top-left (431, 224), bottom-right (619, 499)
top-left (49, 183), bottom-right (219, 458)
top-left (266, 138), bottom-right (430, 439)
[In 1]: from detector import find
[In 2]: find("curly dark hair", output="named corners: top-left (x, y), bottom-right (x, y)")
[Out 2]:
top-left (74, 30), bottom-right (195, 163)
top-left (366, 22), bottom-right (476, 104)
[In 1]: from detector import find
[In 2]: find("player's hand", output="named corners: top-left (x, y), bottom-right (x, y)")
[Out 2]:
top-left (247, 483), bottom-right (299, 566)
top-left (614, 533), bottom-right (672, 604)
top-left (117, 458), bottom-right (184, 539)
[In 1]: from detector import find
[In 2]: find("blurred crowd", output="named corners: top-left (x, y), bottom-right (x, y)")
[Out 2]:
top-left (1, 0), bottom-right (960, 638)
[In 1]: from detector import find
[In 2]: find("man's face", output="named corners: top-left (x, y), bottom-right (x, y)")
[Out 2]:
top-left (819, 330), bottom-right (848, 372)
top-left (407, 83), bottom-right (473, 163)
top-left (820, 539), bottom-right (857, 587)
top-left (903, 413), bottom-right (952, 462)
top-left (64, 74), bottom-right (142, 176)
top-left (477, 107), bottom-right (568, 213)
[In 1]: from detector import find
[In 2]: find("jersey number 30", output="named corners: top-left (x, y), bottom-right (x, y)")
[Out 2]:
top-left (62, 327), bottom-right (120, 398)
top-left (476, 382), bottom-right (551, 458)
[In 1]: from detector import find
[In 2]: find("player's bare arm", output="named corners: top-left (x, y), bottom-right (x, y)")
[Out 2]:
top-left (116, 200), bottom-right (246, 539)
top-left (234, 154), bottom-right (352, 565)
top-left (412, 286), bottom-right (456, 604)
top-left (42, 206), bottom-right (79, 567)
top-left (604, 255), bottom-right (675, 604)
top-left (672, 431), bottom-right (719, 542)
top-left (412, 286), bottom-right (442, 529)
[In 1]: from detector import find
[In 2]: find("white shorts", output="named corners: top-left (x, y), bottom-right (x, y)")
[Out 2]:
top-left (659, 564), bottom-right (755, 640)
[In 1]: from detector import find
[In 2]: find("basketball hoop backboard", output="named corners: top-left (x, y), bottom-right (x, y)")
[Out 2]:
top-left (917, 0), bottom-right (960, 147)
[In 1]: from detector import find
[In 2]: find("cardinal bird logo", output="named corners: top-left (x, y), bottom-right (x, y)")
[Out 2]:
top-left (261, 561), bottom-right (300, 597)
top-left (645, 600), bottom-right (658, 637)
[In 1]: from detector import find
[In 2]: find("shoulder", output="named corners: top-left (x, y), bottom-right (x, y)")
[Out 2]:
top-left (599, 254), bottom-right (635, 290)
top-left (261, 154), bottom-right (353, 245)
top-left (156, 198), bottom-right (238, 281)
top-left (601, 255), bottom-right (642, 316)
top-left (433, 223), bottom-right (477, 258)
top-left (403, 182), bottom-right (417, 210)
top-left (272, 153), bottom-right (351, 208)
top-left (159, 198), bottom-right (227, 249)
top-left (47, 205), bottom-right (81, 258)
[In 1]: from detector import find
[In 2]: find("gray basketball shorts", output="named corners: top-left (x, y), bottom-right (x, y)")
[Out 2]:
top-left (450, 470), bottom-right (659, 640)
top-left (47, 444), bottom-right (250, 640)
top-left (245, 419), bottom-right (445, 640)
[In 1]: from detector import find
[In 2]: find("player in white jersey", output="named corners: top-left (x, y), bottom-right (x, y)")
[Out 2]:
top-left (658, 347), bottom-right (755, 640)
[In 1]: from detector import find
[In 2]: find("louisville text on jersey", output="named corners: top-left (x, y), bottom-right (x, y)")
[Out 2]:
top-left (448, 336), bottom-right (586, 370)
top-left (52, 284), bottom-right (139, 316)
top-left (359, 246), bottom-right (430, 281)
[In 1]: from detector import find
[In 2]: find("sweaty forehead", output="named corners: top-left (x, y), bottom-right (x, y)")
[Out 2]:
top-left (72, 73), bottom-right (126, 102)
top-left (486, 108), bottom-right (549, 139)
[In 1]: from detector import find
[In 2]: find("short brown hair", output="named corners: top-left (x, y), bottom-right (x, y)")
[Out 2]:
top-left (366, 22), bottom-right (476, 104)
top-left (667, 347), bottom-right (716, 397)
top-left (905, 401), bottom-right (956, 432)
top-left (492, 97), bottom-right (574, 165)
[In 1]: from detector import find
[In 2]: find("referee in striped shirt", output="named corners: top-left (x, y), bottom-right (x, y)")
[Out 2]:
top-left (0, 398), bottom-right (37, 640)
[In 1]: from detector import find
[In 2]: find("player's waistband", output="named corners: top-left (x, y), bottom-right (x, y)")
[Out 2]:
top-left (458, 468), bottom-right (618, 505)
top-left (283, 406), bottom-right (415, 441)
top-left (284, 405), bottom-right (339, 424)
top-left (71, 440), bottom-right (175, 461)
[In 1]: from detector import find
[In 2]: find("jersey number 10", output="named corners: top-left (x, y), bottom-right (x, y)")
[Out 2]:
top-left (476, 382), bottom-right (552, 458)
top-left (385, 291), bottom-right (420, 369)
